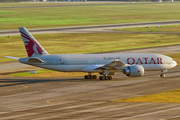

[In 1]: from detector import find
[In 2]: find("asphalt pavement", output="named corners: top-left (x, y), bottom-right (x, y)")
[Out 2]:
top-left (0, 66), bottom-right (180, 120)
top-left (1, 20), bottom-right (180, 36)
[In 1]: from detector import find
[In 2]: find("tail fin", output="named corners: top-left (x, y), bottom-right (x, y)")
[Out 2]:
top-left (19, 27), bottom-right (49, 57)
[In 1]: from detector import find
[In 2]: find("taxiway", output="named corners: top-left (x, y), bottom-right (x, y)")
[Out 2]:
top-left (0, 66), bottom-right (180, 120)
top-left (0, 20), bottom-right (180, 36)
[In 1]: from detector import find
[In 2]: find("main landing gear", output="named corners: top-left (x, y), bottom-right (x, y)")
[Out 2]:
top-left (99, 76), bottom-right (112, 80)
top-left (160, 69), bottom-right (167, 78)
top-left (84, 73), bottom-right (112, 80)
top-left (84, 73), bottom-right (97, 79)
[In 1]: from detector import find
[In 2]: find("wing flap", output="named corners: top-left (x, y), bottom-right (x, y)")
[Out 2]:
top-left (96, 60), bottom-right (126, 70)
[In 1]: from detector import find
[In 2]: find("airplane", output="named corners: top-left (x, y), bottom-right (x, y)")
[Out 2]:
top-left (5, 27), bottom-right (177, 80)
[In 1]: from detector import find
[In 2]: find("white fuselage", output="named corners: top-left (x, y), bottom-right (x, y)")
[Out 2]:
top-left (19, 53), bottom-right (177, 72)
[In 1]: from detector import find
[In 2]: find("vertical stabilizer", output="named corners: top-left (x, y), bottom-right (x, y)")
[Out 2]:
top-left (19, 27), bottom-right (49, 57)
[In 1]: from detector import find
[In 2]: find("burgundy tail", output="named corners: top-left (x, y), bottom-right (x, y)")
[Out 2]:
top-left (19, 27), bottom-right (49, 57)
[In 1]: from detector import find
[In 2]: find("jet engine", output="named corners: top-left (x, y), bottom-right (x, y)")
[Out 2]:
top-left (123, 65), bottom-right (144, 77)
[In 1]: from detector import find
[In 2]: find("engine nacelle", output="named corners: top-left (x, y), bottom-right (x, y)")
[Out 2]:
top-left (123, 65), bottom-right (144, 77)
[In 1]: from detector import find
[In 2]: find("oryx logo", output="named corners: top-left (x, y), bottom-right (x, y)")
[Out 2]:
top-left (20, 31), bottom-right (43, 57)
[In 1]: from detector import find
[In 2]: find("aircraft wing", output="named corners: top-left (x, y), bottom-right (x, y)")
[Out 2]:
top-left (95, 59), bottom-right (126, 70)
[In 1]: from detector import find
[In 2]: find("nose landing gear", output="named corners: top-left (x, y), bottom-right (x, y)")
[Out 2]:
top-left (160, 69), bottom-right (167, 78)
top-left (160, 73), bottom-right (165, 78)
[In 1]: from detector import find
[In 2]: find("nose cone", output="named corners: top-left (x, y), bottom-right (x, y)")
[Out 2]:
top-left (172, 60), bottom-right (177, 67)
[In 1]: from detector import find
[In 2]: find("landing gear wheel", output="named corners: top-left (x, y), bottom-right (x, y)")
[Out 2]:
top-left (160, 70), bottom-right (167, 78)
top-left (107, 76), bottom-right (112, 80)
top-left (92, 75), bottom-right (97, 79)
top-left (160, 74), bottom-right (165, 78)
top-left (84, 75), bottom-right (88, 79)
top-left (84, 75), bottom-right (97, 79)
top-left (99, 76), bottom-right (105, 80)
top-left (99, 76), bottom-right (112, 80)
top-left (84, 75), bottom-right (90, 79)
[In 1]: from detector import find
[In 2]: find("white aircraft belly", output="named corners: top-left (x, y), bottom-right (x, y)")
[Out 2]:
top-left (37, 65), bottom-right (90, 72)
top-left (37, 63), bottom-right (175, 72)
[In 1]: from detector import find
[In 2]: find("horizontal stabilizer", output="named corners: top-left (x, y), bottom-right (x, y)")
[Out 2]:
top-left (4, 56), bottom-right (19, 60)
top-left (27, 57), bottom-right (44, 63)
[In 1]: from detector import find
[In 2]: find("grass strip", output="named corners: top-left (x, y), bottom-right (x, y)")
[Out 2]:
top-left (1, 33), bottom-right (180, 62)
top-left (0, 3), bottom-right (180, 30)
top-left (168, 53), bottom-right (180, 65)
top-left (113, 89), bottom-right (180, 103)
top-left (9, 69), bottom-right (89, 77)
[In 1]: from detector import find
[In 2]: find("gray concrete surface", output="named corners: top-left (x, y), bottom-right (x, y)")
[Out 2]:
top-left (1, 20), bottom-right (180, 36)
top-left (0, 2), bottom-right (165, 9)
top-left (0, 66), bottom-right (180, 120)
top-left (0, 62), bottom-right (41, 75)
